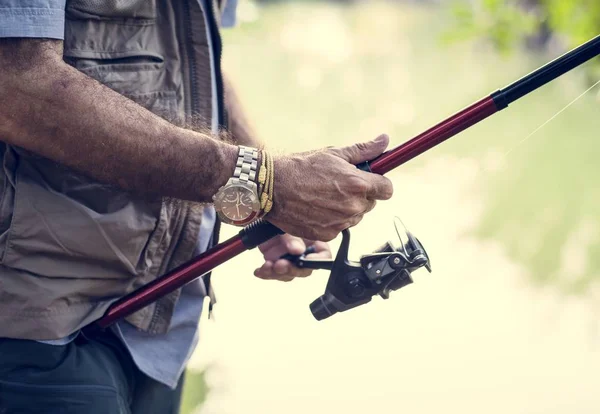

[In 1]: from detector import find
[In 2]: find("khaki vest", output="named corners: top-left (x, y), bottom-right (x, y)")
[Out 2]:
top-left (0, 0), bottom-right (226, 340)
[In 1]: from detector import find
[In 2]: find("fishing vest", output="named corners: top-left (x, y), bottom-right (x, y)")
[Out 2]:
top-left (0, 0), bottom-right (226, 340)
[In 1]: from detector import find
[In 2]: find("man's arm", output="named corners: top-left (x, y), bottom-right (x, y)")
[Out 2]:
top-left (0, 38), bottom-right (237, 202)
top-left (223, 73), bottom-right (261, 148)
top-left (0, 38), bottom-right (394, 242)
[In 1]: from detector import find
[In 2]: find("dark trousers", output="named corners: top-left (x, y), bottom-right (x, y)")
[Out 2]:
top-left (0, 329), bottom-right (184, 414)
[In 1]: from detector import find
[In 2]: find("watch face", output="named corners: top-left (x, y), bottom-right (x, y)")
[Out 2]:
top-left (215, 184), bottom-right (260, 223)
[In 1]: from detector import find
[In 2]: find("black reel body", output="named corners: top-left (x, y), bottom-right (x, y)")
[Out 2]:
top-left (285, 221), bottom-right (431, 320)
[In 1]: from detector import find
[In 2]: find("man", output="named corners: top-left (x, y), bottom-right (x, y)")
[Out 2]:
top-left (0, 0), bottom-right (393, 412)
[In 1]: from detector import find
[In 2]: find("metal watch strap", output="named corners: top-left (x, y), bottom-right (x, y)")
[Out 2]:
top-left (233, 145), bottom-right (259, 184)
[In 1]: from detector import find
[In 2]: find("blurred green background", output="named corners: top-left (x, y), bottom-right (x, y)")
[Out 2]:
top-left (182, 1), bottom-right (600, 413)
top-left (224, 0), bottom-right (600, 302)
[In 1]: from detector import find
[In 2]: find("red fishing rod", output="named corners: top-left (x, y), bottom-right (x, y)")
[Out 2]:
top-left (96, 34), bottom-right (600, 328)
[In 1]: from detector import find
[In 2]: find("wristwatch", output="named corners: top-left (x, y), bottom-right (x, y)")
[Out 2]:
top-left (213, 146), bottom-right (262, 226)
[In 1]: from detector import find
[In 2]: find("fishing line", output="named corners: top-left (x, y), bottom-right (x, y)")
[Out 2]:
top-left (483, 78), bottom-right (600, 171)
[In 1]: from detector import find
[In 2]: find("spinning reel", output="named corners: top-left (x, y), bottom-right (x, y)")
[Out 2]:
top-left (285, 219), bottom-right (432, 320)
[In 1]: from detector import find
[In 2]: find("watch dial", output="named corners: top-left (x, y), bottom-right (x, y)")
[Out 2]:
top-left (220, 186), bottom-right (257, 221)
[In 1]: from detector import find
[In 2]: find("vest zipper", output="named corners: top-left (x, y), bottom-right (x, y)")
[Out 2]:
top-left (184, 0), bottom-right (200, 117)
top-left (205, 0), bottom-right (226, 129)
top-left (203, 1), bottom-right (226, 316)
top-left (183, 0), bottom-right (226, 317)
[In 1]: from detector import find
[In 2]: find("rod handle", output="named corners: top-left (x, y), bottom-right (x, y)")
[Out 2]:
top-left (239, 219), bottom-right (284, 249)
top-left (356, 161), bottom-right (372, 172)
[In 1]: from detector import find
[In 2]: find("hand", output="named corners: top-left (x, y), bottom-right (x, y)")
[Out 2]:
top-left (267, 134), bottom-right (393, 241)
top-left (254, 234), bottom-right (331, 282)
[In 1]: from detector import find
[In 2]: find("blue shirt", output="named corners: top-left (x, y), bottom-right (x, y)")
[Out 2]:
top-left (0, 0), bottom-right (238, 390)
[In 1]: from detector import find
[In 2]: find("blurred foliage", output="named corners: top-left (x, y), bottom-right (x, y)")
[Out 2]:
top-left (223, 0), bottom-right (600, 296)
top-left (444, 0), bottom-right (539, 52)
top-left (443, 0), bottom-right (600, 294)
top-left (446, 0), bottom-right (600, 70)
top-left (181, 370), bottom-right (209, 414)
top-left (542, 0), bottom-right (600, 45)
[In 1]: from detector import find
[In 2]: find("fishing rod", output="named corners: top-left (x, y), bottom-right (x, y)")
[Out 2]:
top-left (95, 34), bottom-right (600, 328)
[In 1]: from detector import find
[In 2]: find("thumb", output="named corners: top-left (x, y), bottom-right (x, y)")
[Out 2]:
top-left (334, 134), bottom-right (389, 165)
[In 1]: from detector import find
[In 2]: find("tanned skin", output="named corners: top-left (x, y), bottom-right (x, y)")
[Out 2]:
top-left (0, 38), bottom-right (238, 201)
top-left (0, 38), bottom-right (393, 242)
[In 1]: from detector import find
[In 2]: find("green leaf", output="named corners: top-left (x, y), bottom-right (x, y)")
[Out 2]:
top-left (181, 370), bottom-right (210, 414)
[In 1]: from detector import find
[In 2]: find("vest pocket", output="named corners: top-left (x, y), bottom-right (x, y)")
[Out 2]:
top-left (0, 144), bottom-right (17, 262)
top-left (74, 60), bottom-right (176, 111)
top-left (1, 91), bottom-right (178, 281)
top-left (3, 159), bottom-right (160, 280)
top-left (66, 0), bottom-right (157, 21)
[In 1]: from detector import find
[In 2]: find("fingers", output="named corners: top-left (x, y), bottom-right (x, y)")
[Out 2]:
top-left (257, 236), bottom-right (282, 254)
top-left (348, 214), bottom-right (363, 228)
top-left (306, 240), bottom-right (331, 256)
top-left (364, 199), bottom-right (376, 215)
top-left (364, 173), bottom-right (394, 200)
top-left (283, 235), bottom-right (306, 255)
top-left (260, 234), bottom-right (307, 261)
top-left (254, 259), bottom-right (312, 281)
top-left (273, 259), bottom-right (311, 278)
top-left (255, 238), bottom-right (332, 282)
top-left (333, 134), bottom-right (389, 165)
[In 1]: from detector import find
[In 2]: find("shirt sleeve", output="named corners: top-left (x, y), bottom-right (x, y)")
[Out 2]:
top-left (0, 0), bottom-right (66, 39)
top-left (221, 0), bottom-right (238, 29)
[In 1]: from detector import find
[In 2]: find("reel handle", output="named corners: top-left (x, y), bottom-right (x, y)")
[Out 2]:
top-left (280, 246), bottom-right (334, 270)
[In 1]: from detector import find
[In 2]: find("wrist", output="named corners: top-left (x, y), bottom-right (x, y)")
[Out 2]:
top-left (267, 155), bottom-right (296, 220)
top-left (193, 134), bottom-right (238, 201)
top-left (257, 149), bottom-right (274, 218)
top-left (215, 142), bottom-right (239, 190)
